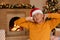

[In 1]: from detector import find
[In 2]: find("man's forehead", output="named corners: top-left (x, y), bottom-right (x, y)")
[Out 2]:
top-left (33, 13), bottom-right (43, 16)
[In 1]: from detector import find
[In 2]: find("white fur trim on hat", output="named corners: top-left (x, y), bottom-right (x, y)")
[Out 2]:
top-left (32, 10), bottom-right (43, 16)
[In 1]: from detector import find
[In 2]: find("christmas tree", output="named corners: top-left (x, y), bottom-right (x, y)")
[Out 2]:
top-left (43, 0), bottom-right (59, 14)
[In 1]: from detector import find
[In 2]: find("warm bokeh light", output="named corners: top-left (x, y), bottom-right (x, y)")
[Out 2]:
top-left (11, 24), bottom-right (20, 31)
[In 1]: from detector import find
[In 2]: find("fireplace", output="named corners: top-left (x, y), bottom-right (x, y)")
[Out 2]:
top-left (9, 17), bottom-right (19, 31)
top-left (9, 17), bottom-right (24, 31)
top-left (0, 9), bottom-right (31, 36)
top-left (7, 11), bottom-right (26, 36)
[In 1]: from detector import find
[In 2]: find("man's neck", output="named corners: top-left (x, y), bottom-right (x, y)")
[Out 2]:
top-left (38, 19), bottom-right (45, 24)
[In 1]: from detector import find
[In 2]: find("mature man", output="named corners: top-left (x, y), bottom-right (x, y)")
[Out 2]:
top-left (12, 8), bottom-right (60, 40)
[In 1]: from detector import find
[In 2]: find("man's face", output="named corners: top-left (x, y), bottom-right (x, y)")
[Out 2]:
top-left (33, 13), bottom-right (44, 23)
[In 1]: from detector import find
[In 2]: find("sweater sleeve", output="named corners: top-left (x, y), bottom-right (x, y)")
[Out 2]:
top-left (13, 18), bottom-right (30, 30)
top-left (48, 13), bottom-right (60, 30)
top-left (48, 13), bottom-right (60, 18)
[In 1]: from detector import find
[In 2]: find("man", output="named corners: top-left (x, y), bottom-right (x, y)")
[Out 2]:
top-left (12, 8), bottom-right (60, 40)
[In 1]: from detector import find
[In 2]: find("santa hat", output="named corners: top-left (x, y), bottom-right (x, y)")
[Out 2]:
top-left (30, 8), bottom-right (43, 16)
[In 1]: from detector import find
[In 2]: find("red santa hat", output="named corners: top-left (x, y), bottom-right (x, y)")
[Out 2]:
top-left (30, 8), bottom-right (43, 16)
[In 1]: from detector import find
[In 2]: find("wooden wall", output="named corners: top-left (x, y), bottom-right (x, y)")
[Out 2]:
top-left (0, 0), bottom-right (30, 4)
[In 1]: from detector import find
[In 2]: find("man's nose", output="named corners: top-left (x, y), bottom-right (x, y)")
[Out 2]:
top-left (36, 18), bottom-right (39, 20)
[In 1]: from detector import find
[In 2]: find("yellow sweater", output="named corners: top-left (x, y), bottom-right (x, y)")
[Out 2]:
top-left (14, 13), bottom-right (60, 40)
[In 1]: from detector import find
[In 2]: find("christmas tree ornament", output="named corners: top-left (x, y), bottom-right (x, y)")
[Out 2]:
top-left (43, 0), bottom-right (59, 14)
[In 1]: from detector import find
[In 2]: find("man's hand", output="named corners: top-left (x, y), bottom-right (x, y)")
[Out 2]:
top-left (44, 14), bottom-right (48, 20)
top-left (26, 17), bottom-right (34, 22)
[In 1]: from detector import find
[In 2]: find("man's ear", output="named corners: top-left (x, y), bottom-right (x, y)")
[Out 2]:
top-left (43, 14), bottom-right (45, 17)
